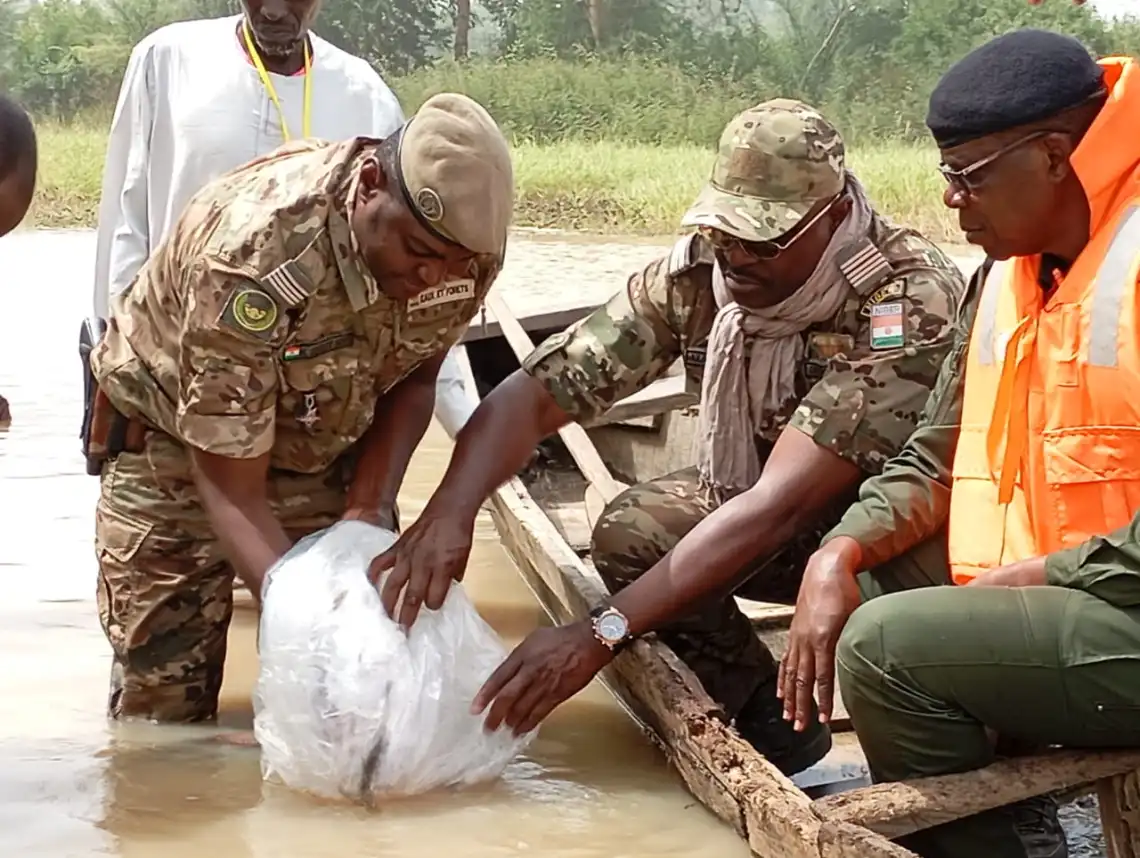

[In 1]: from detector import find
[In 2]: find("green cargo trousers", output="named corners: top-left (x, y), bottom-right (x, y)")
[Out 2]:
top-left (836, 543), bottom-right (1140, 858)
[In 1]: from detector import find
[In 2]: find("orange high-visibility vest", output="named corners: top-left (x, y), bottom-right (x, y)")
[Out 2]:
top-left (948, 56), bottom-right (1140, 585)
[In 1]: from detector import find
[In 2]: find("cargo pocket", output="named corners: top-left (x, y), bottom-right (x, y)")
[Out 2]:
top-left (94, 502), bottom-right (154, 649)
top-left (1041, 427), bottom-right (1140, 550)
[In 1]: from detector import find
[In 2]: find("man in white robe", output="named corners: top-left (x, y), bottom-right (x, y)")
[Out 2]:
top-left (91, 0), bottom-right (479, 440)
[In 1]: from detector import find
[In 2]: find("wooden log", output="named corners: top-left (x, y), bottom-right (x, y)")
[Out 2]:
top-left (485, 288), bottom-right (628, 503)
top-left (741, 778), bottom-right (826, 858)
top-left (818, 821), bottom-right (918, 858)
top-left (1099, 768), bottom-right (1140, 858)
top-left (815, 749), bottom-right (1140, 840)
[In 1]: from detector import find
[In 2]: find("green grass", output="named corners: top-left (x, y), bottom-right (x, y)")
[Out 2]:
top-left (26, 120), bottom-right (961, 243)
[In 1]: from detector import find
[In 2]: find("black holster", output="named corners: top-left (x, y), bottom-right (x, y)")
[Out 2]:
top-left (79, 316), bottom-right (128, 476)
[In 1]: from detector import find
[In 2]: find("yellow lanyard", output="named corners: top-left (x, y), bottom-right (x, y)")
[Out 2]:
top-left (243, 21), bottom-right (311, 141)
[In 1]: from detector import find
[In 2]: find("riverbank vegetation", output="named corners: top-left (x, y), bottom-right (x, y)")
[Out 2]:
top-left (8, 0), bottom-right (1140, 239)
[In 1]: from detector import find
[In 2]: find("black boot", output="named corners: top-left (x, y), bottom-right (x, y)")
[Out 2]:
top-left (731, 675), bottom-right (832, 777)
top-left (1011, 795), bottom-right (1069, 858)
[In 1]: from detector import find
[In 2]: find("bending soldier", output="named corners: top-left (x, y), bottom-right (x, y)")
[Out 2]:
top-left (785, 29), bottom-right (1140, 858)
top-left (85, 93), bottom-right (512, 723)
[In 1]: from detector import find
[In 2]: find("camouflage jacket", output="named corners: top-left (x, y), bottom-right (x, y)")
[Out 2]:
top-left (91, 138), bottom-right (499, 474)
top-left (523, 215), bottom-right (966, 475)
top-left (824, 259), bottom-right (1140, 600)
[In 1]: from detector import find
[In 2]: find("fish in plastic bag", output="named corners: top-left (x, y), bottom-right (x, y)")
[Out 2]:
top-left (253, 520), bottom-right (533, 803)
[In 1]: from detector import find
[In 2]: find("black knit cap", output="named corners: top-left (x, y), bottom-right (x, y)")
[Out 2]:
top-left (926, 28), bottom-right (1106, 149)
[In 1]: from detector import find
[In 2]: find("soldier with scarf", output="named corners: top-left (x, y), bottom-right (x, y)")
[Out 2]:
top-left (371, 99), bottom-right (965, 776)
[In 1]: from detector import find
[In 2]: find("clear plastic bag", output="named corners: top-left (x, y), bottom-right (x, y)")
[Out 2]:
top-left (253, 520), bottom-right (533, 803)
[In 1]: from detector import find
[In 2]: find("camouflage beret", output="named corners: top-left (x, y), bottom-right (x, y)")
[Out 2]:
top-left (681, 98), bottom-right (845, 243)
top-left (398, 93), bottom-right (514, 256)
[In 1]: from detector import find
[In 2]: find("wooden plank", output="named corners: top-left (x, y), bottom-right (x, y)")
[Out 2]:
top-left (1099, 768), bottom-right (1140, 858)
top-left (543, 501), bottom-right (593, 552)
top-left (585, 373), bottom-right (698, 428)
top-left (738, 600), bottom-right (796, 626)
top-left (815, 749), bottom-right (1140, 840)
top-left (460, 305), bottom-right (596, 344)
top-left (485, 288), bottom-right (629, 504)
top-left (819, 822), bottom-right (918, 858)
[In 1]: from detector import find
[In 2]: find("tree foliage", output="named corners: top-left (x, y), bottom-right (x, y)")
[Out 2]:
top-left (1, 0), bottom-right (1138, 139)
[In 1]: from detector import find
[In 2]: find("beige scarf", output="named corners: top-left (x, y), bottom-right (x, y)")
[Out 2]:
top-left (695, 173), bottom-right (874, 502)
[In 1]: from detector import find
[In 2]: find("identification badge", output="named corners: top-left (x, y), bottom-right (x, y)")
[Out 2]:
top-left (683, 346), bottom-right (707, 370)
top-left (869, 302), bottom-right (905, 350)
top-left (407, 279), bottom-right (476, 312)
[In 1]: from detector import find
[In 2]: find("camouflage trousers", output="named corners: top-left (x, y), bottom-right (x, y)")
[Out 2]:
top-left (592, 465), bottom-right (854, 718)
top-left (95, 431), bottom-right (351, 723)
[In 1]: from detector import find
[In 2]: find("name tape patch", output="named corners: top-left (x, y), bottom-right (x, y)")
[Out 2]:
top-left (859, 280), bottom-right (906, 317)
top-left (407, 278), bottom-right (476, 312)
top-left (282, 332), bottom-right (355, 362)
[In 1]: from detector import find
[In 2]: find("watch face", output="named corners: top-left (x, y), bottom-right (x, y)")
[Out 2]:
top-left (596, 611), bottom-right (629, 643)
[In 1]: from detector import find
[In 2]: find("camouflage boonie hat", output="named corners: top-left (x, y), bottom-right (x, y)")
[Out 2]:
top-left (681, 98), bottom-right (846, 242)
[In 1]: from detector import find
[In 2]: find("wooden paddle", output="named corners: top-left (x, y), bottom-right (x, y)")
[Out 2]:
top-left (483, 289), bottom-right (629, 523)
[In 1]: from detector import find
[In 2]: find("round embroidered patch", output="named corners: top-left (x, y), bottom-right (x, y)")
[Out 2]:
top-left (232, 289), bottom-right (279, 333)
top-left (415, 187), bottom-right (444, 222)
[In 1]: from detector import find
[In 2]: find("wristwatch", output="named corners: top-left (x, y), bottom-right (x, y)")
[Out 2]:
top-left (589, 605), bottom-right (632, 652)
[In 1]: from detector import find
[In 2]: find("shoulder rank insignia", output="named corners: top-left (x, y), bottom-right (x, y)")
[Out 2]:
top-left (261, 260), bottom-right (314, 308)
top-left (858, 279), bottom-right (907, 317)
top-left (221, 287), bottom-right (280, 339)
top-left (837, 239), bottom-right (893, 295)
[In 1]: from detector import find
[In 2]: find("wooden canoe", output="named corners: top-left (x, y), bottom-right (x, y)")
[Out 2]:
top-left (455, 293), bottom-right (1140, 858)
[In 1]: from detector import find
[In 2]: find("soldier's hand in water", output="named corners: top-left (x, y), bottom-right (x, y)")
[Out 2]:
top-left (778, 536), bottom-right (863, 732)
top-left (472, 622), bottom-right (612, 737)
top-left (368, 506), bottom-right (477, 628)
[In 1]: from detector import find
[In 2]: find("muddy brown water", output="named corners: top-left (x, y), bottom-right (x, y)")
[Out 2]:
top-left (0, 229), bottom-right (1102, 856)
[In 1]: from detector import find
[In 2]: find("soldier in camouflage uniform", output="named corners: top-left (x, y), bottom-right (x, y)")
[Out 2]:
top-left (369, 99), bottom-right (966, 776)
top-left (86, 92), bottom-right (513, 723)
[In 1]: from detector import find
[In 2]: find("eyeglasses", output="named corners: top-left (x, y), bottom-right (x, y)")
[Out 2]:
top-left (938, 130), bottom-right (1054, 195)
top-left (701, 192), bottom-right (843, 262)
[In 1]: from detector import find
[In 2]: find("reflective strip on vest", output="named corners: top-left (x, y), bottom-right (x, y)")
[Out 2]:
top-left (1090, 205), bottom-right (1140, 367)
top-left (975, 260), bottom-right (1009, 366)
top-left (973, 205), bottom-right (1140, 369)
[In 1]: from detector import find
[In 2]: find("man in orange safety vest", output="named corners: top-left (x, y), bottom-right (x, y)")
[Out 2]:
top-left (778, 27), bottom-right (1140, 858)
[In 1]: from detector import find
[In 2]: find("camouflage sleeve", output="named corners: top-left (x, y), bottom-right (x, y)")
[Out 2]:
top-left (820, 263), bottom-right (984, 569)
top-left (521, 255), bottom-right (685, 422)
top-left (175, 257), bottom-right (287, 459)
